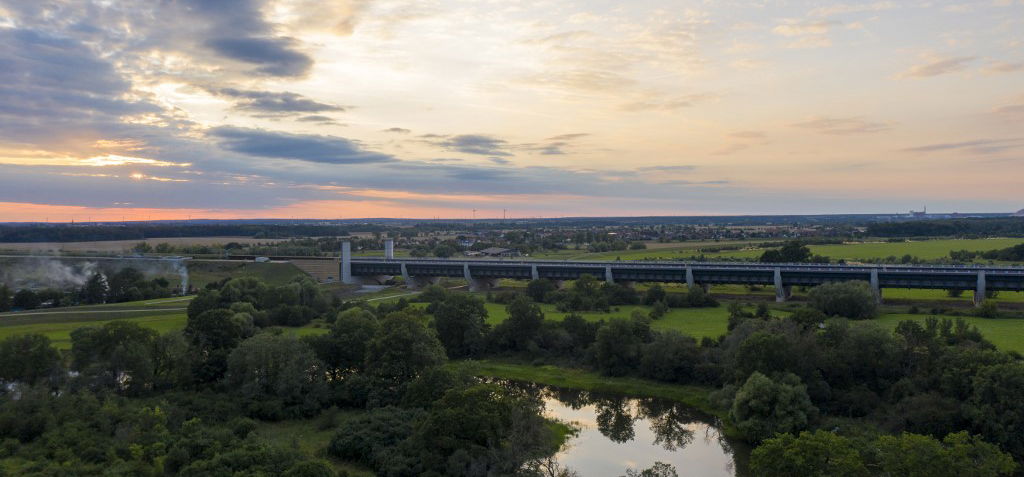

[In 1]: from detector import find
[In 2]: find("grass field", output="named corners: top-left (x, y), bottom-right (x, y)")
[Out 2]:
top-left (704, 238), bottom-right (1024, 262)
top-left (481, 302), bottom-right (732, 339)
top-left (0, 313), bottom-right (188, 349)
top-left (187, 260), bottom-right (307, 288)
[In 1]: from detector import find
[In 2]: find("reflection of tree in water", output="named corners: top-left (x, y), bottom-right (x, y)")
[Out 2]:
top-left (595, 397), bottom-right (639, 443)
top-left (638, 399), bottom-right (697, 451)
top-left (545, 386), bottom-right (593, 410)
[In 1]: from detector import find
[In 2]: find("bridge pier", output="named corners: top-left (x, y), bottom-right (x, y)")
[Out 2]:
top-left (975, 270), bottom-right (987, 307)
top-left (774, 268), bottom-right (786, 302)
top-left (464, 263), bottom-right (497, 292)
top-left (685, 266), bottom-right (695, 288)
top-left (531, 265), bottom-right (539, 281)
top-left (384, 239), bottom-right (394, 260)
top-left (605, 266), bottom-right (614, 284)
top-left (870, 268), bottom-right (882, 304)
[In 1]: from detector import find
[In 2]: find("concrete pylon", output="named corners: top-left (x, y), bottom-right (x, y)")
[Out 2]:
top-left (341, 241), bottom-right (355, 284)
top-left (463, 263), bottom-right (492, 291)
top-left (685, 266), bottom-right (695, 288)
top-left (531, 265), bottom-right (540, 281)
top-left (870, 268), bottom-right (882, 304)
top-left (605, 265), bottom-right (614, 284)
top-left (400, 262), bottom-right (411, 286)
top-left (384, 239), bottom-right (394, 260)
top-left (774, 267), bottom-right (786, 302)
top-left (974, 270), bottom-right (987, 307)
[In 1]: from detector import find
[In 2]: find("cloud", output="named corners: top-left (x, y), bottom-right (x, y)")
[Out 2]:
top-left (772, 20), bottom-right (836, 49)
top-left (791, 116), bottom-right (892, 135)
top-left (0, 27), bottom-right (164, 147)
top-left (546, 133), bottom-right (589, 141)
top-left (985, 61), bottom-right (1024, 74)
top-left (809, 2), bottom-right (897, 17)
top-left (296, 115), bottom-right (340, 124)
top-left (205, 37), bottom-right (313, 77)
top-left (435, 135), bottom-right (513, 156)
top-left (619, 93), bottom-right (718, 112)
top-left (773, 21), bottom-right (835, 37)
top-left (900, 138), bottom-right (1024, 154)
top-left (383, 127), bottom-right (411, 134)
top-left (896, 56), bottom-right (976, 78)
top-left (213, 88), bottom-right (344, 113)
top-left (210, 127), bottom-right (393, 164)
top-left (636, 165), bottom-right (697, 172)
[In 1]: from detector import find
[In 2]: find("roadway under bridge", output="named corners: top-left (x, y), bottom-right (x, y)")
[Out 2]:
top-left (337, 242), bottom-right (1024, 306)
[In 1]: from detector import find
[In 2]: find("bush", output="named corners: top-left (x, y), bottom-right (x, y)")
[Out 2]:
top-left (730, 372), bottom-right (817, 442)
top-left (977, 301), bottom-right (999, 319)
top-left (807, 281), bottom-right (878, 320)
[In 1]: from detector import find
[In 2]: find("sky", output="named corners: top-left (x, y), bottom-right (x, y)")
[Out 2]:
top-left (0, 0), bottom-right (1022, 222)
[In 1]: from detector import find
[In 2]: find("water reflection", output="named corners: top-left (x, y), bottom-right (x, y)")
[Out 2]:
top-left (502, 382), bottom-right (750, 477)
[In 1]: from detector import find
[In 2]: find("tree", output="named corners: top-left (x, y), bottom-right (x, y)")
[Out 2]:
top-left (0, 284), bottom-right (12, 312)
top-left (594, 317), bottom-right (649, 376)
top-left (807, 281), bottom-right (878, 320)
top-left (760, 241), bottom-right (812, 263)
top-left (966, 362), bottom-right (1024, 461)
top-left (492, 296), bottom-right (545, 351)
top-left (226, 333), bottom-right (328, 418)
top-left (185, 308), bottom-right (255, 382)
top-left (751, 431), bottom-right (869, 477)
top-left (70, 321), bottom-right (160, 394)
top-left (432, 293), bottom-right (488, 358)
top-left (875, 432), bottom-right (1016, 477)
top-left (639, 331), bottom-right (700, 384)
top-left (306, 307), bottom-right (379, 377)
top-left (643, 284), bottom-right (667, 306)
top-left (80, 272), bottom-right (108, 304)
top-left (365, 312), bottom-right (447, 389)
top-left (527, 279), bottom-right (557, 303)
top-left (12, 289), bottom-right (41, 310)
top-left (0, 334), bottom-right (62, 385)
top-left (730, 371), bottom-right (817, 442)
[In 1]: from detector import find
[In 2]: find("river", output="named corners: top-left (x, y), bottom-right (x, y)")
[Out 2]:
top-left (502, 382), bottom-right (750, 476)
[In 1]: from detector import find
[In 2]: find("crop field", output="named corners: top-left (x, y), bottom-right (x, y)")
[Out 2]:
top-left (530, 239), bottom-right (775, 261)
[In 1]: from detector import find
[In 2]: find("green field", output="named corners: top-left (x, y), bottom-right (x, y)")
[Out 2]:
top-left (704, 238), bottom-right (1024, 262)
top-left (187, 261), bottom-right (307, 288)
top-left (481, 302), bottom-right (732, 339)
top-left (0, 313), bottom-right (187, 349)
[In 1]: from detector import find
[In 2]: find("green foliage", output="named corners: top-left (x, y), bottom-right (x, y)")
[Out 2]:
top-left (226, 333), bottom-right (328, 419)
top-left (638, 331), bottom-right (700, 384)
top-left (759, 241), bottom-right (812, 263)
top-left (305, 307), bottom-right (379, 378)
top-left (966, 362), bottom-right (1024, 461)
top-left (526, 279), bottom-right (557, 303)
top-left (807, 281), bottom-right (878, 320)
top-left (594, 317), bottom-right (651, 376)
top-left (364, 312), bottom-right (447, 395)
top-left (0, 334), bottom-right (62, 385)
top-left (432, 293), bottom-right (488, 358)
top-left (730, 371), bottom-right (817, 442)
top-left (751, 430), bottom-right (871, 477)
top-left (12, 288), bottom-right (41, 310)
top-left (491, 295), bottom-right (545, 352)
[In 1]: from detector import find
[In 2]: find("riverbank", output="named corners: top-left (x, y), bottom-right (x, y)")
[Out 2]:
top-left (458, 359), bottom-right (731, 424)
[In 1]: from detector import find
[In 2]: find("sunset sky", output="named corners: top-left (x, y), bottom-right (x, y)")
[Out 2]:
top-left (0, 0), bottom-right (1022, 222)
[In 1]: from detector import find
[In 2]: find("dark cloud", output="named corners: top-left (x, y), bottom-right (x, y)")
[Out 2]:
top-left (383, 127), bottom-right (411, 134)
top-left (205, 37), bottom-right (313, 77)
top-left (437, 134), bottom-right (513, 156)
top-left (0, 27), bottom-right (162, 145)
top-left (210, 127), bottom-right (394, 164)
top-left (296, 115), bottom-right (340, 124)
top-left (214, 88), bottom-right (343, 113)
top-left (637, 165), bottom-right (697, 172)
top-left (489, 157), bottom-right (512, 165)
top-left (791, 117), bottom-right (891, 135)
top-left (901, 138), bottom-right (1024, 154)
